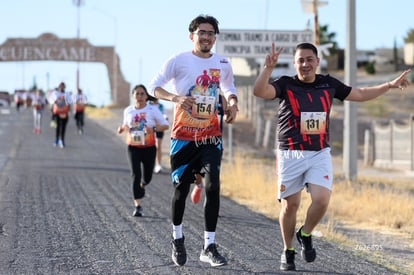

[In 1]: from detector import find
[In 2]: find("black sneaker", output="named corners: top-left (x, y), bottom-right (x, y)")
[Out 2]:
top-left (296, 226), bottom-right (316, 262)
top-left (132, 205), bottom-right (143, 217)
top-left (171, 236), bottom-right (187, 266)
top-left (200, 243), bottom-right (227, 267)
top-left (280, 249), bottom-right (296, 271)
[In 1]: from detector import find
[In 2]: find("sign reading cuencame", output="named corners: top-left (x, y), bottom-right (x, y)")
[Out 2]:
top-left (0, 33), bottom-right (130, 106)
top-left (0, 44), bottom-right (96, 61)
top-left (0, 33), bottom-right (96, 62)
top-left (216, 29), bottom-right (313, 58)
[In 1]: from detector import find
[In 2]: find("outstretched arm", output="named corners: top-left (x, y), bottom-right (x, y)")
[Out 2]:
top-left (345, 69), bottom-right (411, 102)
top-left (253, 43), bottom-right (284, 99)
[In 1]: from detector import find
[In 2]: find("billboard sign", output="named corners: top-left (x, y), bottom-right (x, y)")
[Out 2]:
top-left (216, 29), bottom-right (313, 58)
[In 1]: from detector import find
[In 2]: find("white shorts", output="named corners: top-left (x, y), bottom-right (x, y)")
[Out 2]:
top-left (277, 148), bottom-right (333, 200)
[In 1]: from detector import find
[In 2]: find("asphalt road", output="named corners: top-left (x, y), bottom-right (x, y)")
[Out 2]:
top-left (0, 106), bottom-right (403, 274)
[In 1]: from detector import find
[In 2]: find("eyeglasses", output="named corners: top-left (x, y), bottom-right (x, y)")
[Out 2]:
top-left (193, 30), bottom-right (216, 38)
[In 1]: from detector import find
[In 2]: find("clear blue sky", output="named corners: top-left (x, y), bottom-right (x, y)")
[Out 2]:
top-left (0, 0), bottom-right (412, 106)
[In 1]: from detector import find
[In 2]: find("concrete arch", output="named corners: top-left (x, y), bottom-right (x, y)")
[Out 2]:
top-left (0, 33), bottom-right (130, 106)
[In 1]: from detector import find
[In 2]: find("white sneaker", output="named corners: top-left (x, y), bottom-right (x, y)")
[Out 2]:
top-left (154, 164), bottom-right (162, 174)
top-left (58, 140), bottom-right (65, 148)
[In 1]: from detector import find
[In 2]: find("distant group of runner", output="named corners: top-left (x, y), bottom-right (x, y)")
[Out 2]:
top-left (13, 82), bottom-right (87, 148)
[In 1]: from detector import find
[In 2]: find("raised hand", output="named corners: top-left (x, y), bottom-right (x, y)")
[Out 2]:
top-left (388, 69), bottom-right (411, 91)
top-left (264, 43), bottom-right (284, 69)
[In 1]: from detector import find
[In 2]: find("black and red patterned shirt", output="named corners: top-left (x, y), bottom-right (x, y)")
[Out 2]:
top-left (271, 74), bottom-right (352, 151)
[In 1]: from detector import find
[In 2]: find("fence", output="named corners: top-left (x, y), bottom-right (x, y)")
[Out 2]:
top-left (366, 115), bottom-right (414, 171)
top-left (236, 85), bottom-right (279, 149)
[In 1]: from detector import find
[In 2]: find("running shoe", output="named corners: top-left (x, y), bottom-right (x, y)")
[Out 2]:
top-left (171, 236), bottom-right (186, 266)
top-left (132, 205), bottom-right (143, 217)
top-left (53, 140), bottom-right (58, 147)
top-left (199, 243), bottom-right (227, 267)
top-left (58, 140), bottom-right (65, 148)
top-left (191, 184), bottom-right (202, 204)
top-left (280, 249), bottom-right (296, 271)
top-left (296, 226), bottom-right (316, 262)
top-left (153, 164), bottom-right (162, 174)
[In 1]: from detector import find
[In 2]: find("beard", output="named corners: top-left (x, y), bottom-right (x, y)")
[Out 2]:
top-left (199, 42), bottom-right (212, 53)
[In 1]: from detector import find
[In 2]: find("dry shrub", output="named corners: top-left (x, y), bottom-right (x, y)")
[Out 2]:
top-left (85, 106), bottom-right (114, 119)
top-left (221, 152), bottom-right (414, 242)
top-left (330, 178), bottom-right (414, 233)
top-left (221, 153), bottom-right (319, 224)
top-left (221, 152), bottom-right (280, 219)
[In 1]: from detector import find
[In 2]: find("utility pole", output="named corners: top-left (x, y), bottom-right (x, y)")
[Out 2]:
top-left (301, 0), bottom-right (328, 46)
top-left (73, 0), bottom-right (84, 90)
top-left (112, 18), bottom-right (118, 106)
top-left (90, 7), bottom-right (118, 106)
top-left (312, 0), bottom-right (320, 45)
top-left (343, 0), bottom-right (358, 180)
top-left (46, 72), bottom-right (50, 90)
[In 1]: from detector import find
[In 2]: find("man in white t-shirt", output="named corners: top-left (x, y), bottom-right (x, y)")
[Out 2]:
top-left (149, 14), bottom-right (238, 268)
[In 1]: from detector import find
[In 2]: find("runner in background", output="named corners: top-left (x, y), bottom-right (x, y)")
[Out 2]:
top-left (24, 90), bottom-right (33, 109)
top-left (32, 89), bottom-right (46, 134)
top-left (73, 88), bottom-right (88, 134)
top-left (117, 84), bottom-right (169, 217)
top-left (47, 82), bottom-right (72, 148)
top-left (150, 98), bottom-right (169, 173)
top-left (14, 90), bottom-right (24, 112)
top-left (46, 88), bottom-right (58, 129)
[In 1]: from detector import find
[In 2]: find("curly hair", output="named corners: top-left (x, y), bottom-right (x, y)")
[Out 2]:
top-left (188, 14), bottom-right (219, 34)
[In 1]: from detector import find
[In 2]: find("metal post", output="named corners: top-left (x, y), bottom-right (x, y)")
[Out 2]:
top-left (363, 129), bottom-right (370, 166)
top-left (255, 112), bottom-right (263, 146)
top-left (113, 18), bottom-right (118, 106)
top-left (228, 124), bottom-right (233, 163)
top-left (263, 119), bottom-right (272, 148)
top-left (46, 72), bottom-right (50, 90)
top-left (73, 0), bottom-right (84, 90)
top-left (90, 6), bottom-right (118, 106)
top-left (343, 0), bottom-right (357, 180)
top-left (312, 0), bottom-right (320, 46)
top-left (300, 0), bottom-right (328, 46)
top-left (411, 114), bottom-right (414, 171)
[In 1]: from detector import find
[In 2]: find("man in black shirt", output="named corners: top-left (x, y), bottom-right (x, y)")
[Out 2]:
top-left (253, 42), bottom-right (410, 271)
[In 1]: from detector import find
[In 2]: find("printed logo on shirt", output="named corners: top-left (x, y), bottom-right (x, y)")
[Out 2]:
top-left (173, 68), bottom-right (222, 141)
top-left (129, 113), bottom-right (148, 146)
